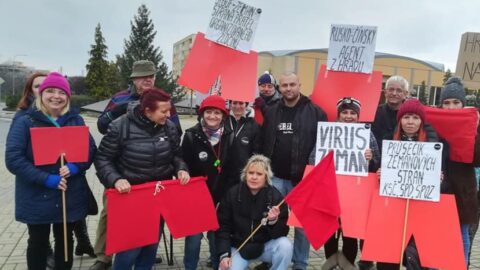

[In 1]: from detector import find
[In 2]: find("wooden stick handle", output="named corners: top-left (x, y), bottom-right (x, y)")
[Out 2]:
top-left (399, 199), bottom-right (410, 270)
top-left (61, 154), bottom-right (68, 262)
top-left (231, 199), bottom-right (286, 258)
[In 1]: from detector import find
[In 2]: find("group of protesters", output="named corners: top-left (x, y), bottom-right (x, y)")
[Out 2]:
top-left (5, 59), bottom-right (480, 270)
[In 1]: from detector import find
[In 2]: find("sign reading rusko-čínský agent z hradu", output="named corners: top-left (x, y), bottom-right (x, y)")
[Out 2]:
top-left (205, 0), bottom-right (261, 53)
top-left (380, 140), bottom-right (443, 202)
top-left (328, 24), bottom-right (377, 74)
top-left (315, 122), bottom-right (371, 176)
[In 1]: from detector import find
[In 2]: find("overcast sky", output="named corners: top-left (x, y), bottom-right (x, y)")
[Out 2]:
top-left (0, 0), bottom-right (477, 76)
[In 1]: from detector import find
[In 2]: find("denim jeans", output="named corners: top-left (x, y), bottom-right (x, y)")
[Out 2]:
top-left (112, 242), bottom-right (159, 270)
top-left (461, 224), bottom-right (470, 266)
top-left (228, 237), bottom-right (293, 270)
top-left (272, 176), bottom-right (311, 270)
top-left (184, 231), bottom-right (217, 270)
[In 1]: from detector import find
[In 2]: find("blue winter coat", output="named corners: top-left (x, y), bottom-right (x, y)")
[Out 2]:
top-left (5, 108), bottom-right (96, 224)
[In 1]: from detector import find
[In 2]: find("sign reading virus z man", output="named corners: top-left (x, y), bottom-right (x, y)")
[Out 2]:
top-left (205, 0), bottom-right (261, 53)
top-left (315, 122), bottom-right (371, 176)
top-left (380, 140), bottom-right (443, 202)
top-left (328, 24), bottom-right (377, 74)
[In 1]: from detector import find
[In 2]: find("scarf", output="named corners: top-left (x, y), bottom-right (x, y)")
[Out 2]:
top-left (201, 119), bottom-right (224, 146)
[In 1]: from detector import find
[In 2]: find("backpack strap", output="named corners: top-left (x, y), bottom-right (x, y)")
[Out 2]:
top-left (118, 116), bottom-right (129, 147)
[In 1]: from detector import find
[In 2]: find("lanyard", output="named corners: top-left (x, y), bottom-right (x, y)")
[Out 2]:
top-left (46, 115), bottom-right (61, 128)
top-left (210, 138), bottom-right (222, 172)
top-left (229, 118), bottom-right (245, 138)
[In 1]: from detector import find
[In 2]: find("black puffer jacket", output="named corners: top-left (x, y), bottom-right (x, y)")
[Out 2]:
top-left (262, 95), bottom-right (327, 184)
top-left (216, 182), bottom-right (289, 257)
top-left (181, 123), bottom-right (233, 203)
top-left (95, 105), bottom-right (188, 188)
top-left (223, 115), bottom-right (261, 186)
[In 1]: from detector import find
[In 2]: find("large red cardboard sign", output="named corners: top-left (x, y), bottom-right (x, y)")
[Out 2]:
top-left (177, 32), bottom-right (258, 102)
top-left (311, 65), bottom-right (382, 122)
top-left (336, 173), bottom-right (376, 239)
top-left (362, 191), bottom-right (466, 270)
top-left (106, 177), bottom-right (218, 255)
top-left (30, 126), bottom-right (89, 165)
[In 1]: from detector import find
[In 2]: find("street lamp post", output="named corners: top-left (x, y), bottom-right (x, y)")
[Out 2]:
top-left (12, 54), bottom-right (27, 96)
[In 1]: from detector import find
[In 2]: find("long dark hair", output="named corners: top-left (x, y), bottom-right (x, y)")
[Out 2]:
top-left (17, 72), bottom-right (48, 110)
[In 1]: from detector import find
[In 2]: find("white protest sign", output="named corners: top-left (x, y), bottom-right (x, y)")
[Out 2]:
top-left (205, 0), bottom-right (261, 53)
top-left (327, 24), bottom-right (377, 74)
top-left (316, 122), bottom-right (371, 176)
top-left (380, 140), bottom-right (443, 202)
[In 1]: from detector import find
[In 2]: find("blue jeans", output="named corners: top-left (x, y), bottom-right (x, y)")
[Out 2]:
top-left (228, 237), bottom-right (293, 270)
top-left (112, 242), bottom-right (158, 270)
top-left (272, 176), bottom-right (311, 270)
top-left (184, 231), bottom-right (217, 270)
top-left (461, 224), bottom-right (470, 266)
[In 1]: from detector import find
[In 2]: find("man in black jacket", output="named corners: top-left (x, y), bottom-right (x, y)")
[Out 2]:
top-left (262, 72), bottom-right (327, 270)
top-left (371, 75), bottom-right (409, 149)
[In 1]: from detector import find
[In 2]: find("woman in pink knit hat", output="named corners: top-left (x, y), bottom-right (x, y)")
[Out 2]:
top-left (6, 72), bottom-right (97, 270)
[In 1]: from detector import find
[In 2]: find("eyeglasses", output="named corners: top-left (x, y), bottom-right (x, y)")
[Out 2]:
top-left (386, 87), bottom-right (404, 94)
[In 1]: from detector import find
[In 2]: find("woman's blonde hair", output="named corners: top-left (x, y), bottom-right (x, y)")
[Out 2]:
top-left (35, 88), bottom-right (70, 116)
top-left (240, 154), bottom-right (274, 185)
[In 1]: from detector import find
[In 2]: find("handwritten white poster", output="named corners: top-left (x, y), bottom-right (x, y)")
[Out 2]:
top-left (205, 0), bottom-right (261, 53)
top-left (315, 122), bottom-right (371, 176)
top-left (327, 24), bottom-right (377, 74)
top-left (380, 140), bottom-right (443, 202)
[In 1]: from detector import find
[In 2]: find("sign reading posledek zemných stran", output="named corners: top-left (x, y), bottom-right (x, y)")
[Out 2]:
top-left (380, 140), bottom-right (443, 202)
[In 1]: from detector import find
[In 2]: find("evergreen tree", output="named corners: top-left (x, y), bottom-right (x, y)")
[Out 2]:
top-left (443, 69), bottom-right (452, 84)
top-left (117, 4), bottom-right (184, 100)
top-left (105, 61), bottom-right (122, 95)
top-left (86, 23), bottom-right (114, 99)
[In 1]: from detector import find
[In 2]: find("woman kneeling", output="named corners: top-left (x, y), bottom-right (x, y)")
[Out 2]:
top-left (216, 155), bottom-right (293, 270)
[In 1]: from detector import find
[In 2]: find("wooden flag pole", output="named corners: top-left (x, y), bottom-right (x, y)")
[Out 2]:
top-left (60, 153), bottom-right (68, 262)
top-left (399, 199), bottom-right (410, 270)
top-left (231, 199), bottom-right (286, 258)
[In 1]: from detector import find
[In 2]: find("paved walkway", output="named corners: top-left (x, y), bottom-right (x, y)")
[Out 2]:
top-left (0, 115), bottom-right (478, 269)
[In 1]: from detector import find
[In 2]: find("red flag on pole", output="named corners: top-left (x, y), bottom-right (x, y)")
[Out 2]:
top-left (285, 151), bottom-right (340, 250)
